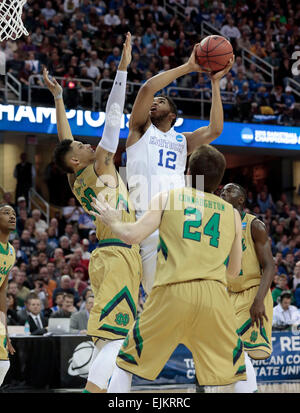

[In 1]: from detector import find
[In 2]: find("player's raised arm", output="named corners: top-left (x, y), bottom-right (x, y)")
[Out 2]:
top-left (226, 208), bottom-right (242, 279)
top-left (43, 67), bottom-right (73, 142)
top-left (183, 57), bottom-right (235, 155)
top-left (127, 44), bottom-right (206, 147)
top-left (89, 192), bottom-right (168, 245)
top-left (94, 32), bottom-right (132, 178)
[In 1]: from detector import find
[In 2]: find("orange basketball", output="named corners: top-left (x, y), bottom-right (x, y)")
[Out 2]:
top-left (195, 35), bottom-right (233, 72)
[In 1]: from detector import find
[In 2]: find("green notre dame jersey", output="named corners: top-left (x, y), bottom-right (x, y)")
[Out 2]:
top-left (153, 187), bottom-right (236, 288)
top-left (73, 164), bottom-right (137, 245)
top-left (0, 241), bottom-right (15, 289)
top-left (227, 212), bottom-right (262, 293)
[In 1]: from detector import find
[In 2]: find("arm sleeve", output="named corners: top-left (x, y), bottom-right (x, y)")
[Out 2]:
top-left (98, 70), bottom-right (127, 154)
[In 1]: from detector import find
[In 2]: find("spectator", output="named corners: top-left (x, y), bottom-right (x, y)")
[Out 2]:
top-left (276, 234), bottom-right (289, 253)
top-left (25, 296), bottom-right (48, 335)
top-left (81, 239), bottom-right (91, 260)
top-left (59, 235), bottom-right (72, 257)
top-left (32, 209), bottom-right (48, 233)
top-left (105, 46), bottom-right (121, 68)
top-left (50, 293), bottom-right (77, 318)
top-left (52, 275), bottom-right (80, 306)
top-left (47, 226), bottom-right (59, 249)
top-left (78, 212), bottom-right (96, 238)
top-left (6, 293), bottom-right (21, 326)
top-left (272, 274), bottom-right (290, 306)
top-left (41, 1), bottom-right (56, 21)
top-left (2, 192), bottom-right (15, 209)
top-left (70, 267), bottom-right (88, 297)
top-left (236, 82), bottom-right (253, 122)
top-left (15, 271), bottom-right (31, 308)
top-left (38, 266), bottom-right (57, 308)
top-left (78, 287), bottom-right (93, 311)
top-left (220, 17), bottom-right (241, 40)
top-left (70, 295), bottom-right (94, 334)
top-left (30, 274), bottom-right (49, 311)
top-left (88, 230), bottom-right (98, 252)
top-left (295, 284), bottom-right (300, 309)
top-left (64, 0), bottom-right (79, 15)
top-left (290, 261), bottom-right (300, 292)
top-left (13, 153), bottom-right (35, 204)
top-left (257, 191), bottom-right (274, 214)
top-left (11, 239), bottom-right (28, 266)
top-left (51, 291), bottom-right (65, 314)
top-left (104, 9), bottom-right (121, 26)
top-left (272, 291), bottom-right (300, 329)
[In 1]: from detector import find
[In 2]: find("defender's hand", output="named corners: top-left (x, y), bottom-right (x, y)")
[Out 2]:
top-left (43, 66), bottom-right (63, 99)
top-left (118, 32), bottom-right (132, 71)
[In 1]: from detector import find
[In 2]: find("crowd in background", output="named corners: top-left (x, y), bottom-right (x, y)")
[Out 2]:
top-left (0, 0), bottom-right (299, 124)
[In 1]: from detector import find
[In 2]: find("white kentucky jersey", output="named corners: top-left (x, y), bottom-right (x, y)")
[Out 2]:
top-left (126, 123), bottom-right (187, 218)
top-left (126, 123), bottom-right (187, 294)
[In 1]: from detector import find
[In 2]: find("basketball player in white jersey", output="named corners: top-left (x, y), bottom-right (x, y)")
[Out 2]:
top-left (126, 45), bottom-right (234, 294)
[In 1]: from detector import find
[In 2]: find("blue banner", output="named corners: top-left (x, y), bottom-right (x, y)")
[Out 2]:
top-left (0, 105), bottom-right (300, 151)
top-left (132, 332), bottom-right (300, 386)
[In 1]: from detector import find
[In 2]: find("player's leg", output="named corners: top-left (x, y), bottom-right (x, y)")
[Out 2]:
top-left (139, 231), bottom-right (159, 295)
top-left (188, 280), bottom-right (247, 387)
top-left (85, 246), bottom-right (142, 392)
top-left (0, 335), bottom-right (10, 386)
top-left (85, 338), bottom-right (124, 393)
top-left (107, 365), bottom-right (132, 393)
top-left (234, 351), bottom-right (257, 393)
top-left (110, 284), bottom-right (188, 391)
top-left (231, 288), bottom-right (273, 392)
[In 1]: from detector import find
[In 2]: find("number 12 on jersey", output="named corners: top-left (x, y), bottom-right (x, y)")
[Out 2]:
top-left (158, 149), bottom-right (177, 170)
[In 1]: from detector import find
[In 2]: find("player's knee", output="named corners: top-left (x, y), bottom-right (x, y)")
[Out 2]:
top-left (87, 339), bottom-right (123, 389)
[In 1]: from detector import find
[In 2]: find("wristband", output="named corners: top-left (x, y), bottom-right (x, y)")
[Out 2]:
top-left (54, 91), bottom-right (63, 100)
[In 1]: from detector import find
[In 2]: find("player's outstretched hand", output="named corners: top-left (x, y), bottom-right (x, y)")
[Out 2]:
top-left (186, 43), bottom-right (212, 74)
top-left (90, 195), bottom-right (122, 227)
top-left (43, 66), bottom-right (63, 99)
top-left (118, 32), bottom-right (132, 71)
top-left (209, 56), bottom-right (235, 82)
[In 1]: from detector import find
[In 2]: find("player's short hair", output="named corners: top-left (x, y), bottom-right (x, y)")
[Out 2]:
top-left (156, 95), bottom-right (178, 126)
top-left (189, 145), bottom-right (226, 193)
top-left (54, 139), bottom-right (74, 174)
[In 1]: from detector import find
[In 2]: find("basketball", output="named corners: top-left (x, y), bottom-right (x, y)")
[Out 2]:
top-left (195, 35), bottom-right (233, 72)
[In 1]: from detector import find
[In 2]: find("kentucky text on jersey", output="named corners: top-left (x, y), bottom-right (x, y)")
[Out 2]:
top-left (149, 136), bottom-right (185, 153)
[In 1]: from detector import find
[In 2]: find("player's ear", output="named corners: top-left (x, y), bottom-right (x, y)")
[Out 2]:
top-left (169, 112), bottom-right (176, 123)
top-left (69, 156), bottom-right (80, 167)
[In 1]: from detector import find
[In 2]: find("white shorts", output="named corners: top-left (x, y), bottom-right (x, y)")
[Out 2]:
top-left (139, 230), bottom-right (159, 295)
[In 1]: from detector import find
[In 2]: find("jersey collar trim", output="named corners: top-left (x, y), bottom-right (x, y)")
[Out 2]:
top-left (76, 167), bottom-right (86, 177)
top-left (0, 242), bottom-right (9, 255)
